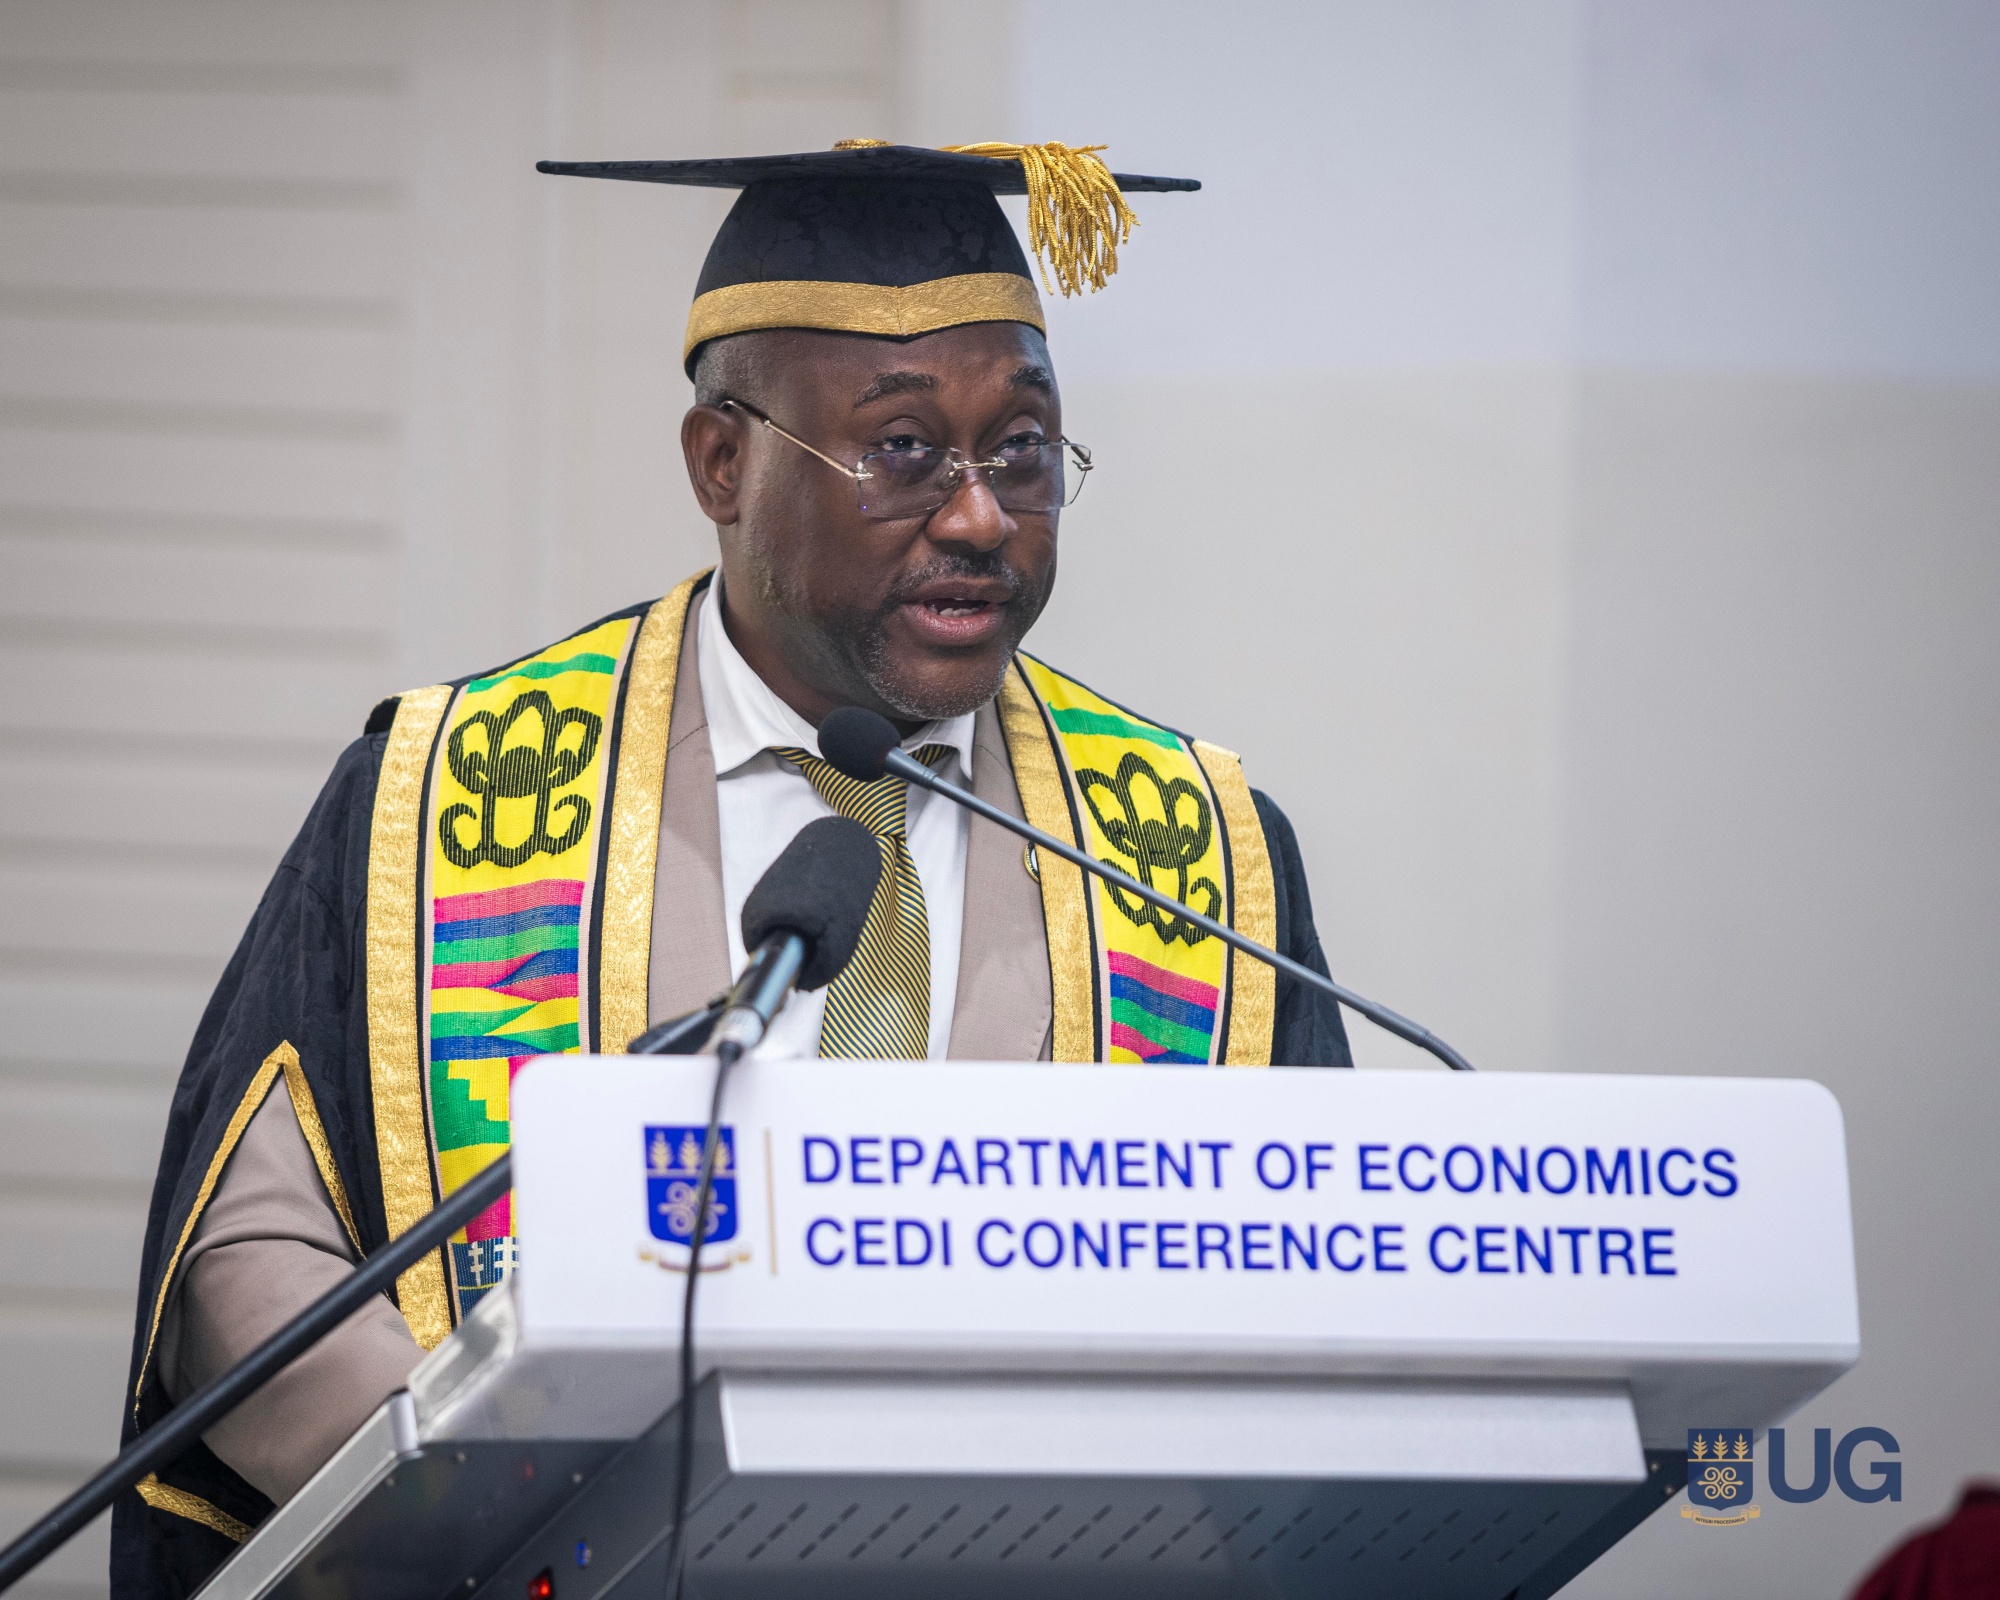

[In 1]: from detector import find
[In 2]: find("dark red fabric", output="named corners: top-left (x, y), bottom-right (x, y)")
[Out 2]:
top-left (1851, 1485), bottom-right (2000, 1600)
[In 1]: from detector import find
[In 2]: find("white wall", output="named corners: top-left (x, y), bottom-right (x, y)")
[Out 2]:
top-left (1558, 5), bottom-right (2000, 1590)
top-left (1020, 5), bottom-right (2000, 1597)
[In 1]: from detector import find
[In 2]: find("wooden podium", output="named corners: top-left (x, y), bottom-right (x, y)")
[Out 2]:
top-left (196, 1060), bottom-right (1858, 1599)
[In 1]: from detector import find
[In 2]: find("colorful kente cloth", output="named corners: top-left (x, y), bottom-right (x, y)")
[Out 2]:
top-left (420, 617), bottom-right (634, 1317)
top-left (361, 570), bottom-right (1285, 1337)
top-left (1005, 655), bottom-right (1276, 1067)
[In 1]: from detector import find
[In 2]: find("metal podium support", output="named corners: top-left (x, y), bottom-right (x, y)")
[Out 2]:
top-left (199, 1372), bottom-right (1686, 1600)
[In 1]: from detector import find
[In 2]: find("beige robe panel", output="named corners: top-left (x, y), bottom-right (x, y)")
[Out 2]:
top-left (646, 585), bottom-right (733, 1027)
top-left (944, 698), bottom-right (1055, 1061)
top-left (156, 1078), bottom-right (423, 1503)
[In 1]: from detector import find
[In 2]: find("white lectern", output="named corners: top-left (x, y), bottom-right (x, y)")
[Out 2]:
top-left (197, 1060), bottom-right (1858, 1599)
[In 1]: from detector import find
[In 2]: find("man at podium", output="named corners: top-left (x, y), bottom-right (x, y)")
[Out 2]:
top-left (115, 142), bottom-right (1352, 1593)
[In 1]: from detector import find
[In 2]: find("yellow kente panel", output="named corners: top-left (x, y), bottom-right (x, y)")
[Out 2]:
top-left (1018, 658), bottom-right (1231, 1067)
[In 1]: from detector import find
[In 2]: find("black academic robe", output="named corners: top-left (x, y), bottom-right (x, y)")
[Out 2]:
top-left (112, 677), bottom-right (1351, 1598)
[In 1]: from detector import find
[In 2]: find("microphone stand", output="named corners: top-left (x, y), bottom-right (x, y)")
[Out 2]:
top-left (658, 928), bottom-right (808, 1599)
top-left (0, 1152), bottom-right (513, 1594)
top-left (880, 747), bottom-right (1476, 1073)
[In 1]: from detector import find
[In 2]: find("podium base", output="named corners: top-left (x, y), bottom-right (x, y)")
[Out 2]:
top-left (198, 1375), bottom-right (1688, 1600)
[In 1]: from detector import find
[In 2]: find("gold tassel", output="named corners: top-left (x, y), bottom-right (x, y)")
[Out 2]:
top-left (943, 141), bottom-right (1138, 297)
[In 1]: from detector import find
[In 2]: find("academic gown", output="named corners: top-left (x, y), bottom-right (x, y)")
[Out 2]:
top-left (111, 599), bottom-right (1351, 1597)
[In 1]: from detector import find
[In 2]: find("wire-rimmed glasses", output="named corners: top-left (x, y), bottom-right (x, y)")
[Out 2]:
top-left (720, 399), bottom-right (1092, 521)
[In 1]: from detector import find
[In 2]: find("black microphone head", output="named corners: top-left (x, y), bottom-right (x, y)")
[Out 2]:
top-left (818, 706), bottom-right (902, 782)
top-left (740, 816), bottom-right (884, 991)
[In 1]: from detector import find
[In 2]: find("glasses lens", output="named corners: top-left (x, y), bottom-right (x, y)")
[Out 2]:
top-left (856, 446), bottom-right (949, 519)
top-left (989, 443), bottom-right (1066, 515)
top-left (854, 442), bottom-right (1088, 519)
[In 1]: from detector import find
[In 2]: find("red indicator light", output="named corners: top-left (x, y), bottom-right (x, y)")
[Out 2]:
top-left (527, 1569), bottom-right (554, 1600)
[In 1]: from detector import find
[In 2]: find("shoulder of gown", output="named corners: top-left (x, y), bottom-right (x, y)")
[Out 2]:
top-left (1251, 788), bottom-right (1354, 1069)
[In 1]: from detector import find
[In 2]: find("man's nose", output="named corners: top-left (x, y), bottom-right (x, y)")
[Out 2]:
top-left (923, 469), bottom-right (1012, 550)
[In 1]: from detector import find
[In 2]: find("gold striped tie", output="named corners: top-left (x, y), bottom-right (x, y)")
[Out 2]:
top-left (774, 744), bottom-right (955, 1060)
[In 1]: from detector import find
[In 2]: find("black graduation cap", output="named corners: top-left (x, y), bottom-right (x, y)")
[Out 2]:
top-left (536, 141), bottom-right (1200, 370)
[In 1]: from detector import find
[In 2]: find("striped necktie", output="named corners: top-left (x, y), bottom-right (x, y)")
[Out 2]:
top-left (773, 744), bottom-right (956, 1060)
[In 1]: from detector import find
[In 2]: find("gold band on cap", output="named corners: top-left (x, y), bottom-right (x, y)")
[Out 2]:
top-left (684, 272), bottom-right (1044, 362)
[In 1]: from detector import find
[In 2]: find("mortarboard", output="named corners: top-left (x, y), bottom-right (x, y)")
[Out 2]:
top-left (537, 141), bottom-right (1200, 371)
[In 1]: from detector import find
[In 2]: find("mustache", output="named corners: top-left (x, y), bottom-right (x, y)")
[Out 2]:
top-left (879, 551), bottom-right (1029, 610)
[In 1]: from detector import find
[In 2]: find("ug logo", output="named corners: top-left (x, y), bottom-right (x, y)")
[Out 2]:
top-left (1683, 1426), bottom-right (1903, 1527)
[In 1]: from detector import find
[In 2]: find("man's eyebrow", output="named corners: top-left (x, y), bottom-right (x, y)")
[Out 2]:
top-left (1008, 364), bottom-right (1054, 394)
top-left (854, 371), bottom-right (939, 407)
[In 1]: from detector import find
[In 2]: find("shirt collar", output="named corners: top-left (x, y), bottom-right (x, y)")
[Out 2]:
top-left (698, 581), bottom-right (978, 780)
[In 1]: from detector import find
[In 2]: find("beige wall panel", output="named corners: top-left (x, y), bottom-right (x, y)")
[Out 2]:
top-left (0, 430), bottom-right (394, 520)
top-left (0, 643), bottom-right (390, 747)
top-left (394, 0), bottom-right (570, 684)
top-left (894, 0), bottom-right (1016, 147)
top-left (0, 8), bottom-right (415, 1584)
top-left (0, 980), bottom-right (211, 1072)
top-left (0, 858), bottom-right (270, 975)
top-left (727, 0), bottom-right (894, 74)
top-left (0, 203), bottom-right (399, 299)
top-left (1030, 366), bottom-right (1573, 1074)
top-left (0, 2), bottom-right (409, 66)
top-left (728, 90), bottom-right (889, 153)
top-left (531, 0), bottom-right (726, 640)
top-left (0, 89), bottom-right (399, 181)
top-left (723, 1), bottom-right (894, 158)
top-left (0, 321), bottom-right (398, 411)
top-left (0, 1199), bottom-right (145, 1301)
top-left (0, 535), bottom-right (395, 636)
top-left (0, 1315), bottom-right (130, 1465)
top-left (0, 749), bottom-right (326, 860)
top-left (0, 1493), bottom-right (107, 1600)
top-left (0, 1081), bottom-right (172, 1188)
top-left (0, 1490), bottom-right (107, 1600)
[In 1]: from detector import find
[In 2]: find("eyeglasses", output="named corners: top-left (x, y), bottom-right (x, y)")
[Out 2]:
top-left (720, 399), bottom-right (1092, 521)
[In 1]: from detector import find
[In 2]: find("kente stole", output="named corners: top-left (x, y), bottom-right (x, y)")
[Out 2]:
top-left (365, 575), bottom-right (1274, 1344)
top-left (1001, 655), bottom-right (1275, 1069)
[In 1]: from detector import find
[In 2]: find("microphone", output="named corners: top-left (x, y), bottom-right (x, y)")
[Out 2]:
top-left (818, 705), bottom-right (1475, 1072)
top-left (705, 814), bottom-right (882, 1056)
top-left (649, 815), bottom-right (880, 1600)
top-left (630, 815), bottom-right (881, 1056)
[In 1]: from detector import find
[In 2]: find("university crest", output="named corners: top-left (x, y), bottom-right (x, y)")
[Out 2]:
top-left (640, 1124), bottom-right (749, 1273)
top-left (1683, 1429), bottom-right (1761, 1525)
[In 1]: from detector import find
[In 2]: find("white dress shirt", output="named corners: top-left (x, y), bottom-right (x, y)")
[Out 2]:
top-left (699, 586), bottom-right (975, 1059)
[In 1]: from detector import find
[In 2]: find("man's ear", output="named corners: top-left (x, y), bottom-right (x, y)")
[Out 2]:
top-left (682, 404), bottom-right (747, 526)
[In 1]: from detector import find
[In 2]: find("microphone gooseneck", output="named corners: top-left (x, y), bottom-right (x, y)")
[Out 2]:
top-left (662, 816), bottom-right (882, 1599)
top-left (817, 705), bottom-right (1476, 1073)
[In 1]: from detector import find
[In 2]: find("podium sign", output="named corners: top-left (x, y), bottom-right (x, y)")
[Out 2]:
top-left (200, 1063), bottom-right (1857, 1600)
top-left (509, 1060), bottom-right (1856, 1437)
